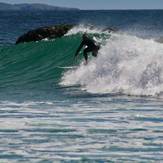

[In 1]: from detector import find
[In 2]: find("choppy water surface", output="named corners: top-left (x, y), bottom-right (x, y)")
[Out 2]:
top-left (0, 91), bottom-right (163, 162)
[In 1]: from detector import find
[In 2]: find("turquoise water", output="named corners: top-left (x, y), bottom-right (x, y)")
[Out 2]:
top-left (0, 10), bottom-right (163, 162)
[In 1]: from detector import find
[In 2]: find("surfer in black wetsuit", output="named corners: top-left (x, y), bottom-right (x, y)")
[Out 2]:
top-left (74, 33), bottom-right (100, 64)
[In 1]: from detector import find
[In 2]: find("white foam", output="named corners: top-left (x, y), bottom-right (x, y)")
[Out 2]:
top-left (66, 24), bottom-right (106, 35)
top-left (61, 32), bottom-right (163, 97)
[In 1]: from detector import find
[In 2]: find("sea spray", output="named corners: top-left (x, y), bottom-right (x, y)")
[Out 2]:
top-left (66, 24), bottom-right (104, 36)
top-left (61, 33), bottom-right (163, 97)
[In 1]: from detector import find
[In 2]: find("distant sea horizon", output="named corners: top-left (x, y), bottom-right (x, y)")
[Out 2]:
top-left (1, 2), bottom-right (163, 11)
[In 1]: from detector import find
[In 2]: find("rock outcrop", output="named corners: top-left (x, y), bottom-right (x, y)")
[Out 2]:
top-left (16, 24), bottom-right (74, 44)
top-left (16, 24), bottom-right (117, 44)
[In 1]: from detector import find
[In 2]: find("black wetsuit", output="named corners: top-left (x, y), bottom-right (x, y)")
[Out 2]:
top-left (75, 36), bottom-right (100, 62)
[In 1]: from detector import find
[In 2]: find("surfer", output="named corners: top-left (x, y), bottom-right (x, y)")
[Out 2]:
top-left (74, 33), bottom-right (100, 64)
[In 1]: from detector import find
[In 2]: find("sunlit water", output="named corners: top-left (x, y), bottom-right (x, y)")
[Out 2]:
top-left (0, 88), bottom-right (163, 162)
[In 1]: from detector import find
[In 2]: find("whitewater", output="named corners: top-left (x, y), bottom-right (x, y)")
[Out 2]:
top-left (61, 29), bottom-right (163, 97)
top-left (1, 10), bottom-right (163, 162)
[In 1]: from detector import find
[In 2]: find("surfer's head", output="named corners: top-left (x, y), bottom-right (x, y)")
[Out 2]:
top-left (82, 33), bottom-right (88, 39)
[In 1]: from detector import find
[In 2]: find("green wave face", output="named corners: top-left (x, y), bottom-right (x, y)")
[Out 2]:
top-left (0, 34), bottom-right (82, 89)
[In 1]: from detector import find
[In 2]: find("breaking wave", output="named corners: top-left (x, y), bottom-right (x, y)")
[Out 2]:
top-left (61, 27), bottom-right (163, 97)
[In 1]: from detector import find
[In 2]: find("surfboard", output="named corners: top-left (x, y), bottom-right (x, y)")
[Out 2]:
top-left (57, 66), bottom-right (78, 69)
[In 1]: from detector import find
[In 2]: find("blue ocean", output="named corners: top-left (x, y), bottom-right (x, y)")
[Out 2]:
top-left (0, 10), bottom-right (163, 162)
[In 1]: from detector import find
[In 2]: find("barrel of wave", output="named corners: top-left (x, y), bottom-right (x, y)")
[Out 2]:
top-left (0, 34), bottom-right (82, 88)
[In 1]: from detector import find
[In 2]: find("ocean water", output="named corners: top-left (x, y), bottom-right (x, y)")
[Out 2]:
top-left (0, 10), bottom-right (163, 162)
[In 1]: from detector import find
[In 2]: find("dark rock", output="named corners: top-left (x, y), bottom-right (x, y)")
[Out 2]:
top-left (102, 27), bottom-right (118, 32)
top-left (16, 24), bottom-right (117, 44)
top-left (16, 24), bottom-right (74, 44)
